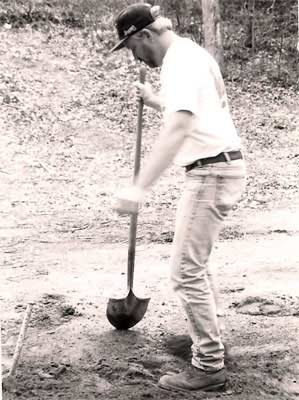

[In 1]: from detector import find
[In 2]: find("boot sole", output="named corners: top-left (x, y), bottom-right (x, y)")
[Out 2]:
top-left (158, 381), bottom-right (226, 393)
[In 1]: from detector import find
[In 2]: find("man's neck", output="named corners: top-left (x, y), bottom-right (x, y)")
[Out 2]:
top-left (159, 31), bottom-right (180, 59)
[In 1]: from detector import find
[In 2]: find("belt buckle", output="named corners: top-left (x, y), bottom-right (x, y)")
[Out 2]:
top-left (196, 160), bottom-right (203, 167)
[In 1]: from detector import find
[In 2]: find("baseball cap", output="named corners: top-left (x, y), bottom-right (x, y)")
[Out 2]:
top-left (110, 3), bottom-right (160, 52)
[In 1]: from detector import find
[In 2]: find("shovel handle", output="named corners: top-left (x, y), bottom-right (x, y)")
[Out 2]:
top-left (127, 67), bottom-right (146, 290)
top-left (133, 67), bottom-right (146, 181)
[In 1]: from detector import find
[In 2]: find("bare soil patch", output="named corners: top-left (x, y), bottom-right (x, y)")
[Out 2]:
top-left (1, 27), bottom-right (299, 400)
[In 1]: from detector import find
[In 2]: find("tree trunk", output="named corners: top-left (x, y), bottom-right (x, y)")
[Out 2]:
top-left (201, 0), bottom-right (224, 72)
top-left (297, 0), bottom-right (299, 52)
top-left (244, 0), bottom-right (256, 55)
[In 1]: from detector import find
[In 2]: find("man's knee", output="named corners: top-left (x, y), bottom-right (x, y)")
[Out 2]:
top-left (170, 265), bottom-right (208, 293)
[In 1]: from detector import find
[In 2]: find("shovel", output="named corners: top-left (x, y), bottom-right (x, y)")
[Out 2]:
top-left (106, 67), bottom-right (150, 330)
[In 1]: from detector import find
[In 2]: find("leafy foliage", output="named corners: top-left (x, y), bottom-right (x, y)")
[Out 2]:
top-left (0, 0), bottom-right (297, 86)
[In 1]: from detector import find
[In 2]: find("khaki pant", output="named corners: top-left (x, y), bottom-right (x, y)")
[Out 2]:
top-left (170, 159), bottom-right (246, 371)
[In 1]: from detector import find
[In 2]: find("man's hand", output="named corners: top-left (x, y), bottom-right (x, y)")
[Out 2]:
top-left (135, 82), bottom-right (162, 111)
top-left (112, 185), bottom-right (146, 215)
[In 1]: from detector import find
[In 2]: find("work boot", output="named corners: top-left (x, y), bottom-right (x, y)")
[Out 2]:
top-left (158, 366), bottom-right (227, 392)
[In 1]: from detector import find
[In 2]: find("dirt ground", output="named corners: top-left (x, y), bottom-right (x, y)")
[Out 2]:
top-left (1, 26), bottom-right (299, 400)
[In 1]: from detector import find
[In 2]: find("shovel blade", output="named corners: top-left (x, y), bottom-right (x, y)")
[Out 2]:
top-left (106, 289), bottom-right (150, 330)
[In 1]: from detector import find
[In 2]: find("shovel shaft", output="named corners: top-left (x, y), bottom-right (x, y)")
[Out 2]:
top-left (127, 67), bottom-right (146, 290)
top-left (127, 213), bottom-right (137, 289)
top-left (133, 67), bottom-right (146, 180)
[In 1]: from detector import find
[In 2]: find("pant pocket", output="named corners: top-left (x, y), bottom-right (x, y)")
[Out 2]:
top-left (215, 177), bottom-right (246, 217)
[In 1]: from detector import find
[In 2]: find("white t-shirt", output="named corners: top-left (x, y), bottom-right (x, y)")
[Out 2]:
top-left (160, 38), bottom-right (242, 166)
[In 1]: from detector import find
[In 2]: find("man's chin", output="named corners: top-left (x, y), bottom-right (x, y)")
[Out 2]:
top-left (146, 61), bottom-right (158, 68)
top-left (139, 58), bottom-right (158, 68)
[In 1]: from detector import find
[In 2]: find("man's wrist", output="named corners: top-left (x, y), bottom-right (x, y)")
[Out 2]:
top-left (131, 185), bottom-right (147, 203)
top-left (117, 185), bottom-right (147, 204)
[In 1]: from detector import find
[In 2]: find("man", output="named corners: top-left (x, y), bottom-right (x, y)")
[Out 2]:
top-left (110, 3), bottom-right (246, 393)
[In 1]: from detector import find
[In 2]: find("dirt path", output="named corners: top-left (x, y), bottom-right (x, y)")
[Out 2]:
top-left (1, 27), bottom-right (299, 399)
top-left (1, 225), bottom-right (299, 399)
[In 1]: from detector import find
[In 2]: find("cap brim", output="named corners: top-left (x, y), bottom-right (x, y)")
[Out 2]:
top-left (109, 37), bottom-right (127, 53)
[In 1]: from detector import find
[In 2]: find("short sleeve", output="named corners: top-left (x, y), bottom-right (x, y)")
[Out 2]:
top-left (161, 46), bottom-right (210, 117)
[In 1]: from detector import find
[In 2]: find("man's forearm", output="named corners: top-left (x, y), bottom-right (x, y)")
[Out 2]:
top-left (113, 112), bottom-right (192, 215)
top-left (136, 128), bottom-right (183, 190)
top-left (147, 94), bottom-right (163, 112)
top-left (135, 112), bottom-right (191, 190)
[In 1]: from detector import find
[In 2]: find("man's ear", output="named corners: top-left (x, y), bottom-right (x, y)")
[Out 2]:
top-left (141, 29), bottom-right (154, 41)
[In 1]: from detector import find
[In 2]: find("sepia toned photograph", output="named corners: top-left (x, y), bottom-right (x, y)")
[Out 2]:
top-left (1, 1), bottom-right (298, 399)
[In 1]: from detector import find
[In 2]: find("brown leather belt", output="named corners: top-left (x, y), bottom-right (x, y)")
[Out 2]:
top-left (185, 150), bottom-right (243, 172)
